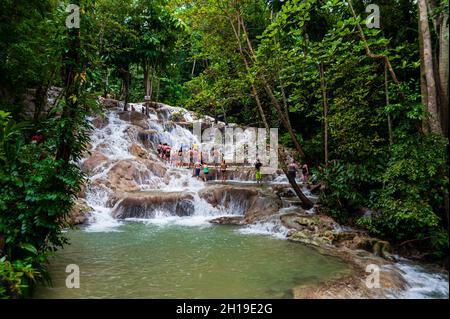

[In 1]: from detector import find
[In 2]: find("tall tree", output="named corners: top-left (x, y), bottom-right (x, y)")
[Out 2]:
top-left (418, 0), bottom-right (443, 134)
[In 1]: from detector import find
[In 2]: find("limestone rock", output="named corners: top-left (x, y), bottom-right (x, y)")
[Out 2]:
top-left (112, 192), bottom-right (195, 219)
top-left (106, 160), bottom-right (149, 192)
top-left (198, 185), bottom-right (281, 222)
top-left (129, 143), bottom-right (148, 159)
top-left (99, 98), bottom-right (121, 108)
top-left (81, 151), bottom-right (109, 173)
top-left (118, 111), bottom-right (149, 128)
top-left (91, 115), bottom-right (109, 129)
top-left (353, 236), bottom-right (391, 258)
top-left (66, 199), bottom-right (93, 226)
top-left (209, 216), bottom-right (245, 225)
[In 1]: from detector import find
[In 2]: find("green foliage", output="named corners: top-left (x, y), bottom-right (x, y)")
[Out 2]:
top-left (0, 108), bottom-right (89, 298)
top-left (0, 255), bottom-right (44, 299)
top-left (359, 133), bottom-right (449, 255)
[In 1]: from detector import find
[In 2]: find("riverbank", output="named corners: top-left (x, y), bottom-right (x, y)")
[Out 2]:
top-left (61, 100), bottom-right (447, 299)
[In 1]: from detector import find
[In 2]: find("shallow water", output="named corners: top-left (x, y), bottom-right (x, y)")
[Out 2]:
top-left (35, 222), bottom-right (350, 299)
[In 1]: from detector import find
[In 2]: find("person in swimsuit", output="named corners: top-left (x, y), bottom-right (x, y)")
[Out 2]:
top-left (287, 161), bottom-right (298, 180)
top-left (194, 161), bottom-right (202, 179)
top-left (302, 163), bottom-right (310, 184)
top-left (220, 160), bottom-right (227, 182)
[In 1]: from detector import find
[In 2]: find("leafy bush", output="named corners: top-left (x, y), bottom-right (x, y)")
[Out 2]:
top-left (319, 132), bottom-right (449, 256)
top-left (0, 108), bottom-right (89, 298)
top-left (318, 160), bottom-right (381, 224)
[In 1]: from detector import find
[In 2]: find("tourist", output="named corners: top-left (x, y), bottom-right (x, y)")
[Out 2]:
top-left (287, 160), bottom-right (299, 180)
top-left (194, 161), bottom-right (202, 179)
top-left (188, 148), bottom-right (194, 168)
top-left (220, 160), bottom-right (227, 182)
top-left (178, 147), bottom-right (184, 167)
top-left (302, 163), bottom-right (310, 184)
top-left (165, 145), bottom-right (171, 162)
top-left (213, 148), bottom-right (220, 168)
top-left (193, 148), bottom-right (199, 165)
top-left (157, 143), bottom-right (163, 158)
top-left (202, 163), bottom-right (209, 182)
top-left (255, 159), bottom-right (263, 185)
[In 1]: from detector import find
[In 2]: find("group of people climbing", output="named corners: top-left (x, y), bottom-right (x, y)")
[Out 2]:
top-left (287, 161), bottom-right (310, 183)
top-left (155, 142), bottom-right (310, 184)
top-left (156, 143), bottom-right (172, 161)
top-left (253, 158), bottom-right (309, 184)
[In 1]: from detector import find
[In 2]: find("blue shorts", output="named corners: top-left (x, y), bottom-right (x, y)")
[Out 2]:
top-left (195, 168), bottom-right (201, 176)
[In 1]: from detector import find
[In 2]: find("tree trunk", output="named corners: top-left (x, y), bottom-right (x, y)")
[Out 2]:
top-left (347, 0), bottom-right (403, 89)
top-left (227, 15), bottom-right (269, 131)
top-left (419, 17), bottom-right (429, 133)
top-left (191, 59), bottom-right (196, 77)
top-left (123, 70), bottom-right (130, 112)
top-left (143, 61), bottom-right (150, 97)
top-left (236, 9), bottom-right (305, 158)
top-left (225, 5), bottom-right (312, 207)
top-left (57, 2), bottom-right (80, 162)
top-left (384, 64), bottom-right (393, 146)
top-left (103, 70), bottom-right (109, 98)
top-left (418, 0), bottom-right (442, 134)
top-left (319, 63), bottom-right (329, 164)
top-left (251, 84), bottom-right (269, 131)
top-left (279, 146), bottom-right (313, 209)
top-left (438, 13), bottom-right (449, 135)
top-left (156, 77), bottom-right (160, 102)
top-left (33, 84), bottom-right (48, 123)
top-left (149, 67), bottom-right (154, 101)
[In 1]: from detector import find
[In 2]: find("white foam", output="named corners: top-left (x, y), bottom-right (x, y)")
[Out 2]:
top-left (389, 261), bottom-right (449, 299)
top-left (237, 219), bottom-right (289, 240)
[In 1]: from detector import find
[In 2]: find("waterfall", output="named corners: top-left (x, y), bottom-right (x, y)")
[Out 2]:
top-left (82, 103), bottom-right (256, 232)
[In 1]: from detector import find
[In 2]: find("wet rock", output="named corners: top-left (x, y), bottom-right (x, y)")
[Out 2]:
top-left (106, 160), bottom-right (149, 192)
top-left (274, 186), bottom-right (295, 198)
top-left (199, 185), bottom-right (281, 222)
top-left (91, 115), bottom-right (109, 129)
top-left (118, 111), bottom-right (149, 128)
top-left (209, 216), bottom-right (245, 225)
top-left (245, 192), bottom-right (282, 223)
top-left (99, 97), bottom-right (121, 108)
top-left (66, 199), bottom-right (93, 226)
top-left (112, 192), bottom-right (195, 219)
top-left (287, 230), bottom-right (331, 247)
top-left (81, 151), bottom-right (109, 173)
top-left (139, 158), bottom-right (167, 178)
top-left (353, 236), bottom-right (391, 258)
top-left (129, 143), bottom-right (148, 159)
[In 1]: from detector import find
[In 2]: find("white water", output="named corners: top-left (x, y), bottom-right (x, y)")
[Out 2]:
top-left (83, 104), bottom-right (250, 232)
top-left (81, 102), bottom-right (448, 299)
top-left (388, 260), bottom-right (449, 299)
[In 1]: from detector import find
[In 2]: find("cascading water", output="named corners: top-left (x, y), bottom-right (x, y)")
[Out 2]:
top-left (82, 103), bottom-right (250, 232)
top-left (64, 101), bottom-right (448, 299)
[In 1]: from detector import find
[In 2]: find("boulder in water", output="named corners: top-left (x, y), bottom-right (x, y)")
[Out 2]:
top-left (199, 185), bottom-right (281, 222)
top-left (106, 160), bottom-right (149, 192)
top-left (66, 199), bottom-right (93, 225)
top-left (91, 115), bottom-right (109, 129)
top-left (129, 143), bottom-right (149, 159)
top-left (99, 97), bottom-right (121, 108)
top-left (81, 151), bottom-right (109, 173)
top-left (112, 192), bottom-right (195, 219)
top-left (118, 111), bottom-right (149, 128)
top-left (209, 216), bottom-right (245, 225)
